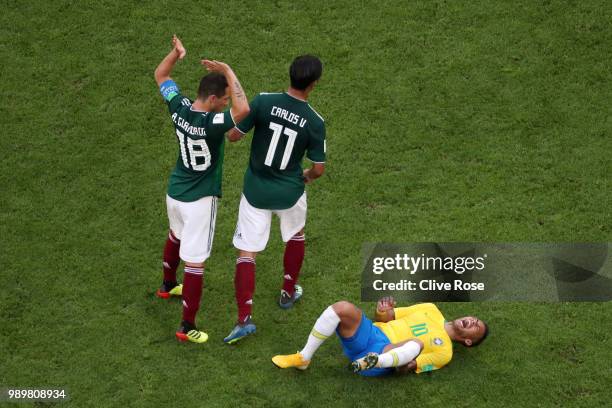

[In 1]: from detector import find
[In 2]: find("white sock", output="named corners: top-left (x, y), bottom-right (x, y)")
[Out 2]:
top-left (300, 306), bottom-right (341, 361)
top-left (376, 341), bottom-right (422, 368)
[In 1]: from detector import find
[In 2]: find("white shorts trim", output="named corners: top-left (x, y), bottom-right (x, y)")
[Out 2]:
top-left (166, 195), bottom-right (218, 263)
top-left (233, 193), bottom-right (306, 252)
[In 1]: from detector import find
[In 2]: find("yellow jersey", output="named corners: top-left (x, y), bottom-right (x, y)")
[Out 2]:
top-left (374, 303), bottom-right (453, 373)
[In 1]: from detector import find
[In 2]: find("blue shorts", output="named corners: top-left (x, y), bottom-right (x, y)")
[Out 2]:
top-left (338, 313), bottom-right (393, 377)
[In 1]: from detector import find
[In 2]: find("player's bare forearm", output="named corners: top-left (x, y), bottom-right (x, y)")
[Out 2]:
top-left (201, 60), bottom-right (250, 122)
top-left (303, 163), bottom-right (325, 184)
top-left (155, 35), bottom-right (186, 86)
top-left (154, 51), bottom-right (179, 85)
top-left (224, 69), bottom-right (249, 123)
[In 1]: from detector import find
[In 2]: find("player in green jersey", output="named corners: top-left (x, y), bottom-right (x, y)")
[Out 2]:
top-left (154, 35), bottom-right (249, 343)
top-left (224, 55), bottom-right (326, 344)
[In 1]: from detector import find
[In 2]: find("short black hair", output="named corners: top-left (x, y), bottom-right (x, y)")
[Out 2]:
top-left (472, 322), bottom-right (489, 347)
top-left (290, 55), bottom-right (322, 90)
top-left (198, 73), bottom-right (228, 99)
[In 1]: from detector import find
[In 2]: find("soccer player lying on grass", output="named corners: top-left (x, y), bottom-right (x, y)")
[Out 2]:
top-left (272, 297), bottom-right (488, 376)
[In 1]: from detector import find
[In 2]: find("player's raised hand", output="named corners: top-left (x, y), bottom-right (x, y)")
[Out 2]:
top-left (376, 296), bottom-right (396, 313)
top-left (172, 35), bottom-right (186, 59)
top-left (201, 59), bottom-right (231, 74)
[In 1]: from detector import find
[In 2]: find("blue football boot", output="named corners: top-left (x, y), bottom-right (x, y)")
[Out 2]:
top-left (279, 284), bottom-right (303, 309)
top-left (223, 316), bottom-right (256, 344)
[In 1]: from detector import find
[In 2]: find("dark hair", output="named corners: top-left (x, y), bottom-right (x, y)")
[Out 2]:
top-left (290, 55), bottom-right (322, 90)
top-left (198, 73), bottom-right (228, 99)
top-left (472, 322), bottom-right (489, 347)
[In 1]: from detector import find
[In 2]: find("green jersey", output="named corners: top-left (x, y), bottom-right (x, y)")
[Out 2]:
top-left (160, 80), bottom-right (235, 202)
top-left (236, 92), bottom-right (326, 209)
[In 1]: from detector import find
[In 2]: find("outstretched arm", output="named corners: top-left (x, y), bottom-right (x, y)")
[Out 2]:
top-left (154, 35), bottom-right (186, 86)
top-left (201, 60), bottom-right (250, 124)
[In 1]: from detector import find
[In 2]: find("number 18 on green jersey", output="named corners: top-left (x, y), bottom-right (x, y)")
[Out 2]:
top-left (160, 80), bottom-right (236, 202)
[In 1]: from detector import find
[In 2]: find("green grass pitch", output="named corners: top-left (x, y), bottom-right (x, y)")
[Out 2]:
top-left (1, 1), bottom-right (610, 407)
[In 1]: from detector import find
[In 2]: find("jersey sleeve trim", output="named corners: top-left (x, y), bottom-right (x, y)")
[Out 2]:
top-left (306, 158), bottom-right (325, 164)
top-left (229, 110), bottom-right (237, 126)
top-left (233, 126), bottom-right (246, 135)
top-left (236, 122), bottom-right (251, 133)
